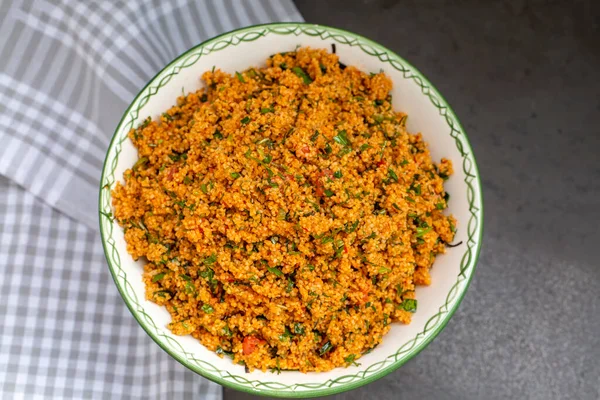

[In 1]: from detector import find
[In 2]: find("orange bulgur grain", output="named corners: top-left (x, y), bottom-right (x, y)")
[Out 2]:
top-left (112, 48), bottom-right (456, 373)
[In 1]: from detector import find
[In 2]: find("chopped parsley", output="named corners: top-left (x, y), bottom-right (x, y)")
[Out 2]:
top-left (216, 346), bottom-right (233, 357)
top-left (203, 254), bottom-right (217, 265)
top-left (267, 266), bottom-right (284, 278)
top-left (345, 220), bottom-right (359, 233)
top-left (132, 157), bottom-right (149, 172)
top-left (399, 299), bottom-right (417, 313)
top-left (279, 326), bottom-right (293, 341)
top-left (291, 66), bottom-right (313, 84)
top-left (318, 340), bottom-right (333, 356)
top-left (416, 226), bottom-right (432, 237)
top-left (333, 130), bottom-right (350, 146)
top-left (286, 278), bottom-right (294, 293)
top-left (344, 354), bottom-right (360, 366)
top-left (294, 323), bottom-right (305, 335)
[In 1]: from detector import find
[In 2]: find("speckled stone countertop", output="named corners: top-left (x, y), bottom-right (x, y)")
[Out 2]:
top-left (225, 1), bottom-right (600, 399)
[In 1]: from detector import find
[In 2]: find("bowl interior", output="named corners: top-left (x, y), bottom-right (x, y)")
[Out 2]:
top-left (99, 23), bottom-right (483, 397)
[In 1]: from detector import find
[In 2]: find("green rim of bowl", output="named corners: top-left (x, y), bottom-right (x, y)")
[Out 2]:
top-left (98, 22), bottom-right (484, 398)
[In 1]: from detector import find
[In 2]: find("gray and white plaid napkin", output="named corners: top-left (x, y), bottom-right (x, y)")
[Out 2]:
top-left (0, 1), bottom-right (303, 398)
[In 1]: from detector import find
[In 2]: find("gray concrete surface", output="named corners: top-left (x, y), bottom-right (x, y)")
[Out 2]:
top-left (225, 1), bottom-right (600, 398)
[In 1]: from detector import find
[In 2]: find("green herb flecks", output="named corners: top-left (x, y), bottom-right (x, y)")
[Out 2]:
top-left (338, 146), bottom-right (352, 157)
top-left (378, 266), bottom-right (391, 274)
top-left (216, 346), bottom-right (233, 357)
top-left (396, 284), bottom-right (404, 298)
top-left (416, 226), bottom-right (432, 237)
top-left (409, 183), bottom-right (422, 196)
top-left (359, 143), bottom-right (371, 152)
top-left (235, 71), bottom-right (245, 82)
top-left (398, 115), bottom-right (407, 127)
top-left (279, 326), bottom-right (293, 341)
top-left (133, 157), bottom-right (148, 171)
top-left (256, 138), bottom-right (275, 148)
top-left (267, 266), bottom-right (284, 278)
top-left (184, 281), bottom-right (196, 296)
top-left (203, 254), bottom-right (217, 265)
top-left (222, 325), bottom-right (233, 337)
top-left (318, 340), bottom-right (333, 356)
top-left (345, 220), bottom-right (359, 233)
top-left (294, 323), bottom-right (305, 335)
top-left (306, 199), bottom-right (320, 212)
top-left (286, 278), bottom-right (294, 293)
top-left (344, 354), bottom-right (360, 366)
top-left (333, 130), bottom-right (351, 146)
top-left (291, 66), bottom-right (313, 84)
top-left (399, 299), bottom-right (417, 313)
top-left (153, 290), bottom-right (172, 298)
top-left (201, 304), bottom-right (214, 314)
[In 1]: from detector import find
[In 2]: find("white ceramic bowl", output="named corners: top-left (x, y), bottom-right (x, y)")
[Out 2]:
top-left (99, 23), bottom-right (483, 397)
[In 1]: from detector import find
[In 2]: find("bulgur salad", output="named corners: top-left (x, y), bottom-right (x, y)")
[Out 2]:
top-left (112, 47), bottom-right (457, 373)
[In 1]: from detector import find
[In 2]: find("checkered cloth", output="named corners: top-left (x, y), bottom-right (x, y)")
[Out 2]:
top-left (0, 1), bottom-right (303, 398)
